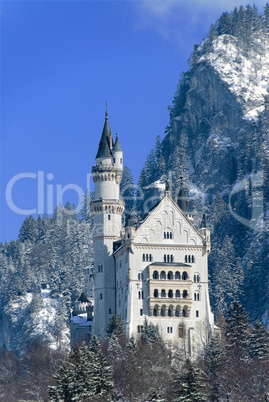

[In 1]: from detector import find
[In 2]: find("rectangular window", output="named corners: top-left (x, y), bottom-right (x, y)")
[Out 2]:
top-left (108, 215), bottom-right (111, 220)
top-left (140, 309), bottom-right (143, 316)
top-left (109, 308), bottom-right (112, 314)
top-left (196, 310), bottom-right (199, 318)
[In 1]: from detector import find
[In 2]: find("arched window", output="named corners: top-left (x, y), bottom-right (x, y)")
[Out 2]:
top-left (153, 305), bottom-right (159, 316)
top-left (194, 274), bottom-right (197, 282)
top-left (196, 310), bottom-right (199, 317)
top-left (170, 232), bottom-right (173, 239)
top-left (182, 306), bottom-right (188, 317)
top-left (197, 274), bottom-right (200, 282)
top-left (160, 271), bottom-right (166, 280)
top-left (182, 271), bottom-right (188, 280)
top-left (175, 306), bottom-right (180, 317)
top-left (146, 254), bottom-right (148, 262)
top-left (168, 289), bottom-right (173, 298)
top-left (164, 255), bottom-right (166, 263)
top-left (171, 255), bottom-right (174, 262)
top-left (188, 255), bottom-right (191, 263)
top-left (149, 254), bottom-right (152, 262)
top-left (154, 289), bottom-right (159, 298)
top-left (161, 289), bottom-right (166, 298)
top-left (192, 255), bottom-right (195, 263)
top-left (153, 270), bottom-right (159, 280)
top-left (176, 290), bottom-right (180, 298)
top-left (185, 255), bottom-right (188, 263)
top-left (183, 290), bottom-right (188, 299)
top-left (143, 254), bottom-right (145, 261)
top-left (138, 273), bottom-right (141, 281)
top-left (167, 271), bottom-right (173, 280)
top-left (175, 271), bottom-right (181, 280)
top-left (164, 232), bottom-right (166, 239)
top-left (138, 291), bottom-right (141, 299)
top-left (168, 306), bottom-right (173, 317)
top-left (161, 305), bottom-right (166, 317)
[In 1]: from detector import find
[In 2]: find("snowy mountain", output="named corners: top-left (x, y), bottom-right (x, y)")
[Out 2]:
top-left (1, 5), bottom-right (269, 355)
top-left (138, 5), bottom-right (269, 323)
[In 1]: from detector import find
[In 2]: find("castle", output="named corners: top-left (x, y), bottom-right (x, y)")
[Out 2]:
top-left (89, 109), bottom-right (215, 354)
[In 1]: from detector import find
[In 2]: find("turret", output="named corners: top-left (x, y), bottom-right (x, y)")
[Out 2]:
top-left (90, 106), bottom-right (125, 338)
top-left (123, 210), bottom-right (136, 241)
top-left (112, 133), bottom-right (123, 171)
top-left (177, 182), bottom-right (193, 223)
top-left (199, 213), bottom-right (211, 255)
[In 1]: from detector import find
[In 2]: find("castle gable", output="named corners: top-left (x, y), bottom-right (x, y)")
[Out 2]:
top-left (134, 194), bottom-right (203, 246)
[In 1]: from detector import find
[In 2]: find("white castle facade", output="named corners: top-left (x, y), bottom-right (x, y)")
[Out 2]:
top-left (90, 111), bottom-right (215, 354)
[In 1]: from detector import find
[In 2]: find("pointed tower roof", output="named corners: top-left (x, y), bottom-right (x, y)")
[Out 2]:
top-left (77, 292), bottom-right (90, 303)
top-left (200, 213), bottom-right (208, 229)
top-left (96, 106), bottom-right (113, 159)
top-left (113, 133), bottom-right (123, 152)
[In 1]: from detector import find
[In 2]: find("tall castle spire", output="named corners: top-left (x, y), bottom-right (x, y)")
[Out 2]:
top-left (91, 108), bottom-right (124, 338)
top-left (96, 105), bottom-right (113, 159)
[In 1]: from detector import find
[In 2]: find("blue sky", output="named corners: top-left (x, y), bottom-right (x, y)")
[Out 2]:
top-left (1, 0), bottom-right (267, 242)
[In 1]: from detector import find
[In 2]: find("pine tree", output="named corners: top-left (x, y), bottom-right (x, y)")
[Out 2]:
top-left (36, 215), bottom-right (47, 242)
top-left (106, 313), bottom-right (124, 337)
top-left (48, 342), bottom-right (114, 401)
top-left (19, 216), bottom-right (37, 243)
top-left (204, 335), bottom-right (226, 401)
top-left (249, 320), bottom-right (269, 360)
top-left (225, 301), bottom-right (250, 359)
top-left (120, 166), bottom-right (135, 215)
top-left (172, 358), bottom-right (207, 402)
top-left (211, 236), bottom-right (244, 316)
top-left (141, 318), bottom-right (161, 344)
top-left (80, 189), bottom-right (92, 223)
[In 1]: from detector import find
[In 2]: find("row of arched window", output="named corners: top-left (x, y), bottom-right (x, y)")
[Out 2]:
top-left (153, 289), bottom-right (189, 298)
top-left (164, 231), bottom-right (173, 239)
top-left (185, 255), bottom-right (195, 263)
top-left (164, 254), bottom-right (174, 262)
top-left (153, 270), bottom-right (188, 280)
top-left (142, 254), bottom-right (153, 262)
top-left (152, 304), bottom-right (190, 318)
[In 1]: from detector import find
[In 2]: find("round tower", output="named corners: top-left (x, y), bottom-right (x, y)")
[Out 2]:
top-left (90, 108), bottom-right (124, 338)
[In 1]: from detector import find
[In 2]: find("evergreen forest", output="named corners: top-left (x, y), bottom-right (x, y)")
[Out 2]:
top-left (1, 4), bottom-right (269, 401)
